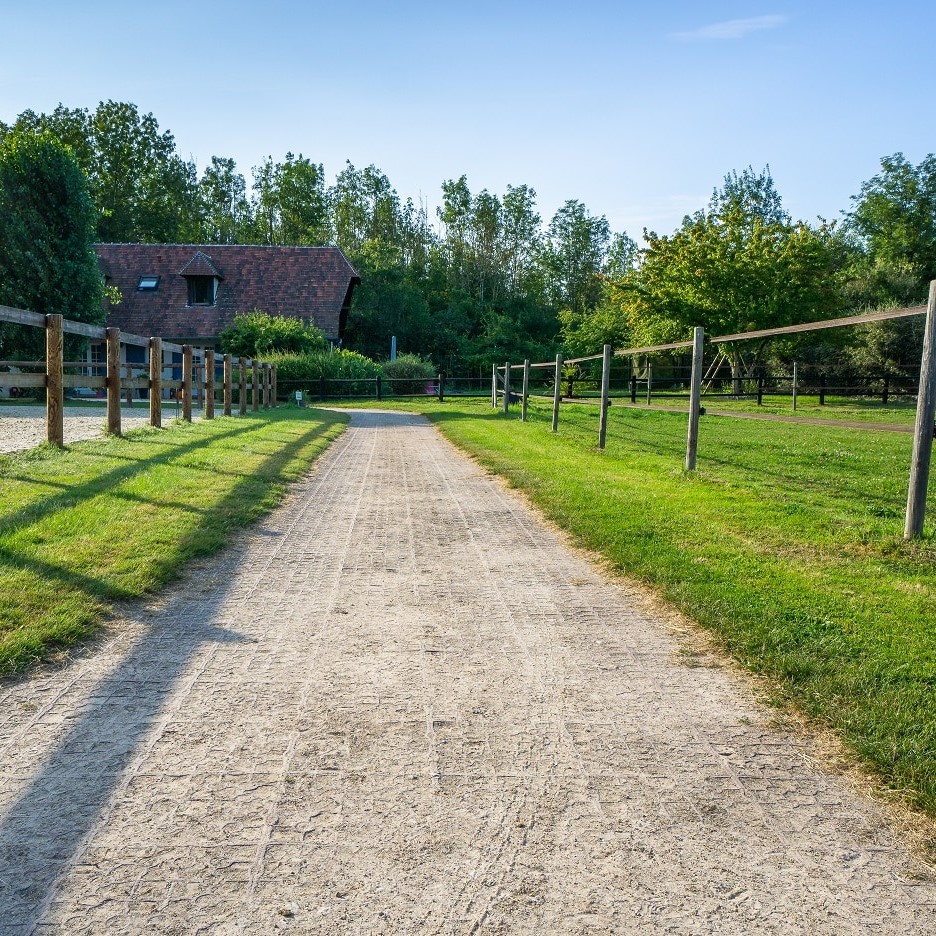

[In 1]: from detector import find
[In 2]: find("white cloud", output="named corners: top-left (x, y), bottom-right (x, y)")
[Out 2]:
top-left (672, 15), bottom-right (788, 42)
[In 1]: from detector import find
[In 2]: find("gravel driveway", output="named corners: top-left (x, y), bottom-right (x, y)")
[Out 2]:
top-left (0, 403), bottom-right (194, 453)
top-left (0, 410), bottom-right (933, 934)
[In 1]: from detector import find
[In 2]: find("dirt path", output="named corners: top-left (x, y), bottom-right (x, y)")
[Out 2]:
top-left (1, 410), bottom-right (934, 934)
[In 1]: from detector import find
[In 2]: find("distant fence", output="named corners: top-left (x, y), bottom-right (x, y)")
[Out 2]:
top-left (492, 290), bottom-right (936, 539)
top-left (277, 374), bottom-right (491, 404)
top-left (0, 304), bottom-right (277, 446)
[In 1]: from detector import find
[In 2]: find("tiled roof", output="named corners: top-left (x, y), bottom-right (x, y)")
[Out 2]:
top-left (94, 244), bottom-right (360, 344)
top-left (178, 250), bottom-right (224, 279)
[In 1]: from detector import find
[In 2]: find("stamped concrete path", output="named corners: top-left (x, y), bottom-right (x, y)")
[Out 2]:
top-left (1, 410), bottom-right (935, 935)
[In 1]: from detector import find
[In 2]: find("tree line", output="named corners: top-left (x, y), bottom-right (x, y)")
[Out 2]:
top-left (2, 100), bottom-right (935, 377)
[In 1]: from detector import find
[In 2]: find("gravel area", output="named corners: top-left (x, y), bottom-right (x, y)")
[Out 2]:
top-left (0, 403), bottom-right (196, 453)
top-left (0, 410), bottom-right (934, 934)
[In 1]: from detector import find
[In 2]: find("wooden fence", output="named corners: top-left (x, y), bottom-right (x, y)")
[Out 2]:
top-left (493, 290), bottom-right (936, 539)
top-left (0, 304), bottom-right (277, 446)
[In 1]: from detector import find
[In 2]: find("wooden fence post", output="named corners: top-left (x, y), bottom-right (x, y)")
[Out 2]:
top-left (252, 359), bottom-right (260, 412)
top-left (491, 363), bottom-right (497, 408)
top-left (552, 354), bottom-right (562, 432)
top-left (438, 372), bottom-right (444, 402)
top-left (646, 363), bottom-right (652, 405)
top-left (792, 361), bottom-right (798, 411)
top-left (149, 337), bottom-right (162, 429)
top-left (904, 280), bottom-right (936, 538)
top-left (182, 344), bottom-right (193, 422)
top-left (521, 360), bottom-right (530, 422)
top-left (503, 361), bottom-right (510, 414)
top-left (46, 314), bottom-right (64, 447)
top-left (598, 344), bottom-right (611, 449)
top-left (204, 348), bottom-right (215, 419)
top-left (685, 327), bottom-right (705, 471)
top-left (239, 358), bottom-right (247, 415)
top-left (376, 374), bottom-right (383, 401)
top-left (272, 364), bottom-right (278, 408)
top-left (106, 327), bottom-right (121, 436)
top-left (223, 354), bottom-right (232, 416)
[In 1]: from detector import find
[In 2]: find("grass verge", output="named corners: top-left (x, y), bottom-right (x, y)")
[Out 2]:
top-left (0, 408), bottom-right (348, 676)
top-left (346, 396), bottom-right (936, 819)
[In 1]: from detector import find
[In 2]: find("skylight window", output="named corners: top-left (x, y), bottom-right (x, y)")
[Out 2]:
top-left (138, 276), bottom-right (159, 290)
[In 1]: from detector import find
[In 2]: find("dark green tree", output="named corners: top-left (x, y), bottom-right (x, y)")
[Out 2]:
top-left (0, 130), bottom-right (104, 357)
top-left (845, 153), bottom-right (936, 306)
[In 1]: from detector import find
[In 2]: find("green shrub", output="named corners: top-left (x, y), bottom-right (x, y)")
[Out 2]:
top-left (268, 349), bottom-right (383, 397)
top-left (382, 353), bottom-right (437, 394)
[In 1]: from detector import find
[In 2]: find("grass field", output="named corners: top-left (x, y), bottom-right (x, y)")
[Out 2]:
top-left (0, 408), bottom-right (348, 676)
top-left (336, 395), bottom-right (936, 819)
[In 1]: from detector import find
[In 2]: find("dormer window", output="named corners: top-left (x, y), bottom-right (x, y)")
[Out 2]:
top-left (187, 275), bottom-right (217, 306)
top-left (178, 251), bottom-right (223, 307)
top-left (138, 275), bottom-right (159, 290)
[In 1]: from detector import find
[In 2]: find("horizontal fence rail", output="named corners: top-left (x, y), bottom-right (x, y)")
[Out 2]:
top-left (0, 304), bottom-right (277, 446)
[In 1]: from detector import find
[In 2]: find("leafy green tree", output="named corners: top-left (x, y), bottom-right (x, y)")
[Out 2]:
top-left (251, 153), bottom-right (328, 245)
top-left (218, 311), bottom-right (328, 357)
top-left (0, 130), bottom-right (104, 357)
top-left (845, 153), bottom-right (936, 305)
top-left (198, 156), bottom-right (251, 244)
top-left (600, 168), bottom-right (847, 390)
top-left (543, 200), bottom-right (611, 315)
top-left (5, 101), bottom-right (201, 243)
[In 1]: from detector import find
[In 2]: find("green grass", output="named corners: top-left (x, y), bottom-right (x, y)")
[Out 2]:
top-left (0, 408), bottom-right (348, 676)
top-left (347, 396), bottom-right (936, 817)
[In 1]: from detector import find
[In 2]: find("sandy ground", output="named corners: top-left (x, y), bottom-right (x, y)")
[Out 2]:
top-left (1, 410), bottom-right (935, 935)
top-left (0, 403), bottom-right (196, 453)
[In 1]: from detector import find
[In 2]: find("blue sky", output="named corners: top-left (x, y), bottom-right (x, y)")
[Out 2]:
top-left (2, 0), bottom-right (934, 240)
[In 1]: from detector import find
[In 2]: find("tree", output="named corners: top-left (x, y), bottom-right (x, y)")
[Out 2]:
top-left (218, 311), bottom-right (328, 357)
top-left (0, 130), bottom-right (104, 358)
top-left (198, 156), bottom-right (251, 244)
top-left (845, 153), bottom-right (936, 306)
top-left (5, 101), bottom-right (201, 243)
top-left (251, 153), bottom-right (328, 246)
top-left (543, 200), bottom-right (610, 315)
top-left (600, 168), bottom-right (847, 390)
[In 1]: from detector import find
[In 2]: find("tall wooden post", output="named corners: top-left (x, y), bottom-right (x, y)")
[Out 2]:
top-left (106, 327), bottom-right (121, 436)
top-left (252, 359), bottom-right (260, 412)
top-left (503, 361), bottom-right (510, 414)
top-left (598, 344), bottom-right (612, 449)
top-left (646, 363), bottom-right (652, 405)
top-left (521, 360), bottom-right (530, 422)
top-left (149, 337), bottom-right (162, 428)
top-left (491, 363), bottom-right (498, 408)
top-left (223, 354), bottom-right (232, 416)
top-left (239, 358), bottom-right (247, 415)
top-left (792, 361), bottom-right (798, 411)
top-left (552, 354), bottom-right (563, 432)
top-left (272, 364), bottom-right (278, 408)
top-left (265, 364), bottom-right (272, 408)
top-left (685, 327), bottom-right (705, 471)
top-left (905, 281), bottom-right (936, 538)
top-left (46, 314), bottom-right (64, 447)
top-left (204, 349), bottom-right (215, 419)
top-left (181, 344), bottom-right (193, 422)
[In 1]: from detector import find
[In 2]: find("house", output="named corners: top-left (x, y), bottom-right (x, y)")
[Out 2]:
top-left (94, 243), bottom-right (360, 347)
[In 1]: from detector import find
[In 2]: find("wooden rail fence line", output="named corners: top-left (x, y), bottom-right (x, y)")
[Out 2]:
top-left (0, 304), bottom-right (277, 447)
top-left (492, 292), bottom-right (936, 539)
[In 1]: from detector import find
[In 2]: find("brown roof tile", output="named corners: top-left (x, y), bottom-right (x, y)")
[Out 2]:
top-left (94, 244), bottom-right (360, 344)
